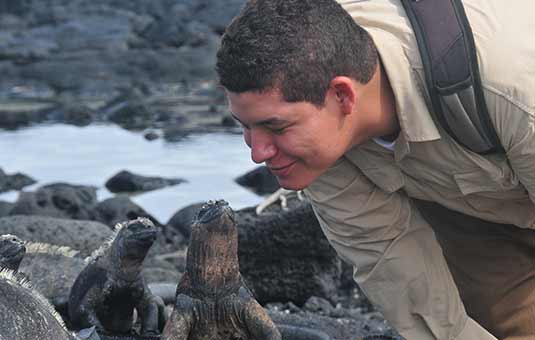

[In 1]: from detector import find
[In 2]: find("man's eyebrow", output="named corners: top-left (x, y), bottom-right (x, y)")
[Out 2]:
top-left (230, 113), bottom-right (289, 127)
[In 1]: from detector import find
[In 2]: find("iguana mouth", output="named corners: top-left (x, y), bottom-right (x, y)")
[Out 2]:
top-left (2, 243), bottom-right (25, 259)
top-left (131, 229), bottom-right (158, 244)
top-left (197, 200), bottom-right (230, 223)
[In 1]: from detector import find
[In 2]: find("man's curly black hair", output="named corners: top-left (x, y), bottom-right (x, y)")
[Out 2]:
top-left (216, 0), bottom-right (378, 106)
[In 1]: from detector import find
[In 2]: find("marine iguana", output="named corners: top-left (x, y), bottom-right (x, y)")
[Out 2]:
top-left (68, 217), bottom-right (165, 336)
top-left (0, 234), bottom-right (26, 271)
top-left (162, 200), bottom-right (331, 340)
top-left (0, 268), bottom-right (78, 340)
top-left (162, 199), bottom-right (281, 340)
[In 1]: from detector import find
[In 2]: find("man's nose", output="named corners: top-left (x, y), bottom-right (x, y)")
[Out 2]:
top-left (249, 128), bottom-right (276, 164)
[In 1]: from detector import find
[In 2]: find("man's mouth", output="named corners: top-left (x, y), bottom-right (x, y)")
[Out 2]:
top-left (268, 161), bottom-right (296, 176)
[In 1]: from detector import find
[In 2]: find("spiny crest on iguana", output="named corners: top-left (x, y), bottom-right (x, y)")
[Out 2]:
top-left (162, 199), bottom-right (282, 340)
top-left (25, 241), bottom-right (80, 258)
top-left (68, 217), bottom-right (166, 336)
top-left (0, 234), bottom-right (26, 271)
top-left (0, 268), bottom-right (78, 340)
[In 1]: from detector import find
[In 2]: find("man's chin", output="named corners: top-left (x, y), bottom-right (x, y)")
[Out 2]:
top-left (276, 175), bottom-right (314, 191)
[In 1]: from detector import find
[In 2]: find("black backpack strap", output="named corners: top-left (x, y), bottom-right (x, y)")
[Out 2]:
top-left (400, 0), bottom-right (504, 154)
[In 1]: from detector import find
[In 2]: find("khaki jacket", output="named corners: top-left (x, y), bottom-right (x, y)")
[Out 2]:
top-left (304, 1), bottom-right (535, 339)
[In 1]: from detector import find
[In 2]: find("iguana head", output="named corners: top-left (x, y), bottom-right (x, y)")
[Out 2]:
top-left (195, 199), bottom-right (236, 233)
top-left (114, 217), bottom-right (158, 262)
top-left (186, 200), bottom-right (240, 293)
top-left (0, 234), bottom-right (26, 271)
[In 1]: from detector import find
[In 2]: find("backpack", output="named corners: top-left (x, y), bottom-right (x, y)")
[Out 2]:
top-left (400, 0), bottom-right (504, 154)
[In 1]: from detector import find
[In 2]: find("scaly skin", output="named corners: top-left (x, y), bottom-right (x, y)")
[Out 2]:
top-left (162, 200), bottom-right (282, 340)
top-left (0, 234), bottom-right (26, 271)
top-left (68, 217), bottom-right (165, 336)
top-left (0, 269), bottom-right (78, 340)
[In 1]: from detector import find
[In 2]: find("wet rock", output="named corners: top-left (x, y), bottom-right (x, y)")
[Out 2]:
top-left (235, 166), bottom-right (280, 195)
top-left (10, 182), bottom-right (98, 220)
top-left (105, 170), bottom-right (186, 193)
top-left (43, 98), bottom-right (97, 126)
top-left (92, 195), bottom-right (160, 228)
top-left (0, 215), bottom-right (112, 257)
top-left (143, 130), bottom-right (160, 141)
top-left (0, 0), bottom-right (247, 132)
top-left (0, 110), bottom-right (47, 129)
top-left (236, 199), bottom-right (342, 305)
top-left (165, 201), bottom-right (204, 242)
top-left (0, 168), bottom-right (36, 193)
top-left (102, 89), bottom-right (155, 130)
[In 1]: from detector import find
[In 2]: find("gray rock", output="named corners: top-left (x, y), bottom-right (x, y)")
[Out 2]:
top-left (92, 195), bottom-right (160, 228)
top-left (236, 200), bottom-right (342, 306)
top-left (0, 215), bottom-right (112, 257)
top-left (235, 165), bottom-right (280, 195)
top-left (165, 202), bottom-right (204, 242)
top-left (105, 170), bottom-right (185, 193)
top-left (0, 168), bottom-right (36, 193)
top-left (10, 182), bottom-right (98, 220)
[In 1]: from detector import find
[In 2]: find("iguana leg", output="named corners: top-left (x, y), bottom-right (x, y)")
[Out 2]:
top-left (78, 306), bottom-right (104, 332)
top-left (137, 293), bottom-right (164, 336)
top-left (243, 299), bottom-right (282, 340)
top-left (161, 294), bottom-right (193, 340)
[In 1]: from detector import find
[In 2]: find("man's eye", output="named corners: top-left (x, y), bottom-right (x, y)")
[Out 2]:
top-left (271, 126), bottom-right (287, 134)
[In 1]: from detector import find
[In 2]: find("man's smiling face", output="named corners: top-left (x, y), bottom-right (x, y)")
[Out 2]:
top-left (227, 88), bottom-right (348, 190)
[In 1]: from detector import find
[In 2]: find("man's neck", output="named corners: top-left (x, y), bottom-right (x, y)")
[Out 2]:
top-left (351, 59), bottom-right (400, 146)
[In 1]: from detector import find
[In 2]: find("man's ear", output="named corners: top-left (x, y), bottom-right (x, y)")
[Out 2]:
top-left (329, 76), bottom-right (357, 115)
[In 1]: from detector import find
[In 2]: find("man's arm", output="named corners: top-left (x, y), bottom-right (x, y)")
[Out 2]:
top-left (489, 90), bottom-right (535, 206)
top-left (304, 156), bottom-right (496, 340)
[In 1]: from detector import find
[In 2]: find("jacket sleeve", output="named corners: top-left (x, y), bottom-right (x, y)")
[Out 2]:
top-left (488, 90), bottom-right (535, 204)
top-left (304, 157), bottom-right (496, 340)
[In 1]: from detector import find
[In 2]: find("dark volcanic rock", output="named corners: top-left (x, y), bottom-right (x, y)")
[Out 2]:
top-left (0, 0), bottom-right (246, 130)
top-left (0, 110), bottom-right (48, 129)
top-left (43, 97), bottom-right (97, 126)
top-left (0, 168), bottom-right (36, 193)
top-left (235, 166), bottom-right (280, 195)
top-left (165, 201), bottom-right (204, 242)
top-left (10, 182), bottom-right (98, 220)
top-left (0, 215), bottom-right (112, 257)
top-left (236, 199), bottom-right (342, 306)
top-left (105, 170), bottom-right (186, 193)
top-left (92, 195), bottom-right (161, 228)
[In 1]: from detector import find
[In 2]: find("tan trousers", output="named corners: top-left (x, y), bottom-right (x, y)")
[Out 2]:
top-left (414, 200), bottom-right (535, 340)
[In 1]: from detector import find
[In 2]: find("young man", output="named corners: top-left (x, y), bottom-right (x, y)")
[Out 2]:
top-left (216, 0), bottom-right (535, 339)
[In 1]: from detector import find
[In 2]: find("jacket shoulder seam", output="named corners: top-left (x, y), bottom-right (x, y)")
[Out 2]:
top-left (483, 85), bottom-right (535, 117)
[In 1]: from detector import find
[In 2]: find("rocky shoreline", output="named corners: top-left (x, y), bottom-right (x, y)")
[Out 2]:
top-left (0, 166), bottom-right (403, 340)
top-left (0, 0), bottom-right (246, 137)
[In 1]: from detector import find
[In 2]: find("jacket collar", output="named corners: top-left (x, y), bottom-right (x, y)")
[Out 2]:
top-left (343, 0), bottom-right (442, 144)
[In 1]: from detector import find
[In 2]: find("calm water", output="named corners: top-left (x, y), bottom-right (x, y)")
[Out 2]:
top-left (0, 124), bottom-right (263, 223)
